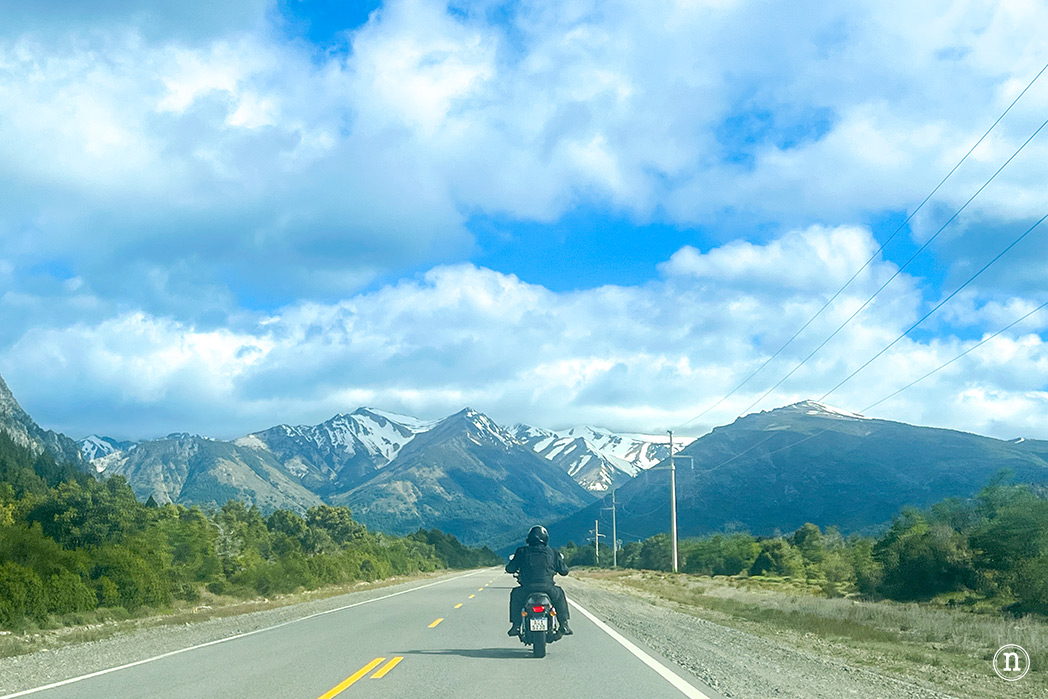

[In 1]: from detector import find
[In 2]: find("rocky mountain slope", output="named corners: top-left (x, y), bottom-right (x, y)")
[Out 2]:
top-left (0, 372), bottom-right (83, 466)
top-left (512, 424), bottom-right (685, 492)
top-left (554, 401), bottom-right (1048, 544)
top-left (93, 432), bottom-right (324, 512)
top-left (333, 409), bottom-right (594, 546)
top-left (241, 408), bottom-right (431, 495)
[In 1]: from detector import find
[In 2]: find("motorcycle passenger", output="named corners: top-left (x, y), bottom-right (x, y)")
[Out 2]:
top-left (506, 525), bottom-right (572, 636)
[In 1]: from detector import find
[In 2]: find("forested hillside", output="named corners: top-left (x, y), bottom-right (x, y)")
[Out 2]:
top-left (565, 479), bottom-right (1048, 615)
top-left (0, 433), bottom-right (498, 631)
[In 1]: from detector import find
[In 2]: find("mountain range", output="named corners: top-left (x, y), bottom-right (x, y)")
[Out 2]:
top-left (0, 371), bottom-right (676, 546)
top-left (553, 400), bottom-right (1048, 545)
top-left (331, 409), bottom-right (593, 547)
top-left (510, 423), bottom-right (676, 492)
top-left (4, 366), bottom-right (1048, 550)
top-left (80, 407), bottom-right (600, 547)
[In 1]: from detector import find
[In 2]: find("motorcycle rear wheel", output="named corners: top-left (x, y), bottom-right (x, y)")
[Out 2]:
top-left (532, 632), bottom-right (547, 658)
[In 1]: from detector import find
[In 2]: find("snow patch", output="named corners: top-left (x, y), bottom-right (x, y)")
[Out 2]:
top-left (792, 400), bottom-right (867, 419)
top-left (233, 434), bottom-right (268, 450)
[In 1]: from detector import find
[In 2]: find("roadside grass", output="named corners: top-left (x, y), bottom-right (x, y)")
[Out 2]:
top-left (575, 568), bottom-right (1046, 699)
top-left (0, 570), bottom-right (454, 660)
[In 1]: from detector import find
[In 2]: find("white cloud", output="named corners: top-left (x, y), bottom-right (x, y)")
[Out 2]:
top-left (3, 0), bottom-right (1048, 315)
top-left (2, 0), bottom-right (1048, 443)
top-left (7, 225), bottom-right (1047, 442)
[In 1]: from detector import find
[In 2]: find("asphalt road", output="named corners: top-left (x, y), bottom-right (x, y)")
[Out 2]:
top-left (2, 569), bottom-right (722, 699)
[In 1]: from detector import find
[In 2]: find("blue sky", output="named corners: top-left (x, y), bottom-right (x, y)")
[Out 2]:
top-left (1, 0), bottom-right (1047, 442)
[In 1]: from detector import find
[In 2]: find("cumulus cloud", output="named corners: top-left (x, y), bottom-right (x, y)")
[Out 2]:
top-left (3, 0), bottom-right (1048, 323)
top-left (7, 225), bottom-right (1047, 442)
top-left (2, 0), bottom-right (1047, 442)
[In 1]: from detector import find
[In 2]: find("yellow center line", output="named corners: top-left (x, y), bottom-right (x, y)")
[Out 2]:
top-left (371, 657), bottom-right (404, 679)
top-left (478, 587), bottom-right (483, 591)
top-left (454, 603), bottom-right (463, 609)
top-left (468, 594), bottom-right (475, 599)
top-left (317, 658), bottom-right (385, 699)
top-left (428, 617), bottom-right (444, 628)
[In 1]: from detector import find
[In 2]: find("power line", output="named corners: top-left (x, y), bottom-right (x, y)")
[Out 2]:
top-left (626, 65), bottom-right (1048, 549)
top-left (861, 300), bottom-right (1048, 413)
top-left (737, 115), bottom-right (1048, 418)
top-left (674, 61), bottom-right (1048, 431)
top-left (819, 211), bottom-right (1048, 401)
top-left (689, 294), bottom-right (1048, 480)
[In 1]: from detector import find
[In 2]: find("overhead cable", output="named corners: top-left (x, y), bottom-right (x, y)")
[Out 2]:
top-left (736, 116), bottom-right (1048, 418)
top-left (694, 294), bottom-right (1048, 479)
top-left (819, 211), bottom-right (1048, 401)
top-left (860, 300), bottom-right (1048, 413)
top-left (674, 61), bottom-right (1048, 431)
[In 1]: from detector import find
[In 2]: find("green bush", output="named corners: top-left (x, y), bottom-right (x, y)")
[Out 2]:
top-left (0, 561), bottom-right (46, 627)
top-left (44, 570), bottom-right (96, 615)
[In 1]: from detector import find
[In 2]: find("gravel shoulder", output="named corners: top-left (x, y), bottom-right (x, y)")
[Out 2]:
top-left (0, 569), bottom-right (479, 696)
top-left (562, 574), bottom-right (959, 699)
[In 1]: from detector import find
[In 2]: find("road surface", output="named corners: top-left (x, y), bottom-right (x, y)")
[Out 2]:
top-left (1, 569), bottom-right (721, 699)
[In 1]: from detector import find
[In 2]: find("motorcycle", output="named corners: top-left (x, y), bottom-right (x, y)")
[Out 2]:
top-left (514, 587), bottom-right (563, 658)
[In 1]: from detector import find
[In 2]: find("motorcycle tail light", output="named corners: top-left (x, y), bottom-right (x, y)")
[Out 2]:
top-left (531, 605), bottom-right (546, 613)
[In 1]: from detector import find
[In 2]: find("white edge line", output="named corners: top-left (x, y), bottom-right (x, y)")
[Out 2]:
top-left (570, 600), bottom-right (712, 699)
top-left (0, 570), bottom-right (485, 699)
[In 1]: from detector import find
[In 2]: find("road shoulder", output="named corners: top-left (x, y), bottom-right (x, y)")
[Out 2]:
top-left (562, 574), bottom-right (958, 699)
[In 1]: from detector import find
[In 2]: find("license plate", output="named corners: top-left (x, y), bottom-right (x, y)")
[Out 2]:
top-left (529, 617), bottom-right (548, 632)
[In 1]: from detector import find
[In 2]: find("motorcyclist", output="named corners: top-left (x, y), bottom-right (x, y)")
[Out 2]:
top-left (505, 525), bottom-right (572, 636)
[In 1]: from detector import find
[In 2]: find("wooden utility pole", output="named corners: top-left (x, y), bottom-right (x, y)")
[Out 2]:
top-left (669, 430), bottom-right (679, 573)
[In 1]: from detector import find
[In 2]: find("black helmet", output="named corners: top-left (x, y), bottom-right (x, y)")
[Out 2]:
top-left (526, 525), bottom-right (549, 545)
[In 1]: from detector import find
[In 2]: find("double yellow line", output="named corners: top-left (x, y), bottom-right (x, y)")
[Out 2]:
top-left (317, 656), bottom-right (404, 699)
top-left (319, 576), bottom-right (498, 697)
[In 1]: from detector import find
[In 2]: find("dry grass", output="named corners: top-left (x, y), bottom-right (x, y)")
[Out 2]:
top-left (576, 568), bottom-right (1046, 699)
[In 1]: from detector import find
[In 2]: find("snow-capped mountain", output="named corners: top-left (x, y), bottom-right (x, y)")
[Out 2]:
top-left (558, 425), bottom-right (688, 472)
top-left (554, 400), bottom-right (1048, 544)
top-left (512, 424), bottom-right (692, 492)
top-left (334, 408), bottom-right (593, 546)
top-left (242, 407), bottom-right (434, 493)
top-left (77, 435), bottom-right (137, 461)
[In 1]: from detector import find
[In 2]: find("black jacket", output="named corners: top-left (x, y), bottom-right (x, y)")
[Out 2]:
top-left (506, 542), bottom-right (569, 588)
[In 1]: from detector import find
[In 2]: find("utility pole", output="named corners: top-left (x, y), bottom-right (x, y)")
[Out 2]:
top-left (601, 489), bottom-right (618, 568)
top-left (588, 521), bottom-right (605, 562)
top-left (669, 430), bottom-right (678, 573)
top-left (594, 519), bottom-right (601, 564)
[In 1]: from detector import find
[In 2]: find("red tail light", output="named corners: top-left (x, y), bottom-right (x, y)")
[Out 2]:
top-left (531, 605), bottom-right (546, 613)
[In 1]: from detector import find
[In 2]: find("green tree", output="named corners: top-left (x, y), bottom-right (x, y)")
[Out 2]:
top-left (874, 510), bottom-right (974, 600)
top-left (749, 538), bottom-right (805, 577)
top-left (306, 505), bottom-right (366, 546)
top-left (637, 534), bottom-right (672, 571)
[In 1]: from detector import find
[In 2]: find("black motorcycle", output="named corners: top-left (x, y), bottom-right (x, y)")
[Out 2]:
top-left (514, 588), bottom-right (563, 658)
